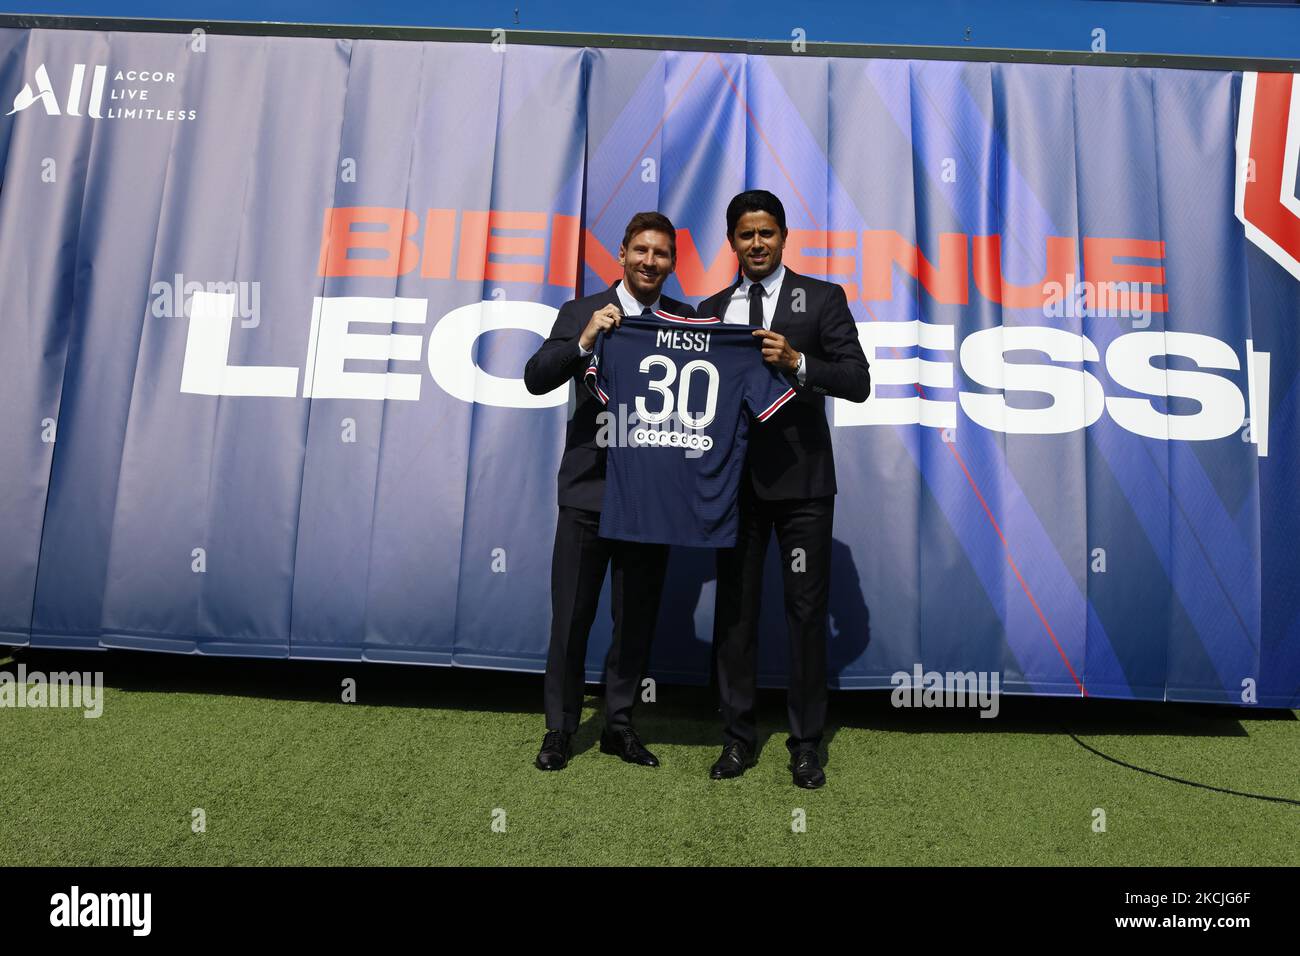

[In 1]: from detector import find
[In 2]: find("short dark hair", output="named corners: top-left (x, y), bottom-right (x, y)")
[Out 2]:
top-left (726, 190), bottom-right (787, 237)
top-left (622, 211), bottom-right (676, 255)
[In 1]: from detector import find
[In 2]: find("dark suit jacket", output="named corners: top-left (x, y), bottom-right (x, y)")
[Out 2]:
top-left (524, 283), bottom-right (697, 512)
top-left (698, 268), bottom-right (870, 501)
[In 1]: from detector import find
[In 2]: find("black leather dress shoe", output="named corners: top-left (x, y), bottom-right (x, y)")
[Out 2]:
top-left (790, 749), bottom-right (826, 789)
top-left (709, 742), bottom-right (755, 779)
top-left (599, 726), bottom-right (660, 767)
top-left (535, 730), bottom-right (572, 771)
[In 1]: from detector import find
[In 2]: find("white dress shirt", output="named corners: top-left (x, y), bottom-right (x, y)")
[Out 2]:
top-left (578, 280), bottom-right (660, 357)
top-left (721, 264), bottom-right (806, 384)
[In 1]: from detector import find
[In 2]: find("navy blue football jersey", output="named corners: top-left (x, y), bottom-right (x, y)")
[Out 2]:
top-left (584, 311), bottom-right (796, 547)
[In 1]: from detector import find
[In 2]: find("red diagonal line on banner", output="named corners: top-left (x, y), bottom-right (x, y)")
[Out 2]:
top-left (861, 297), bottom-right (1087, 696)
top-left (717, 52), bottom-right (1086, 695)
top-left (936, 413), bottom-right (1087, 696)
top-left (590, 53), bottom-right (710, 231)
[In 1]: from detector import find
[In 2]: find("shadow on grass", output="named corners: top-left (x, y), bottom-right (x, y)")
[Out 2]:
top-left (6, 646), bottom-right (1294, 761)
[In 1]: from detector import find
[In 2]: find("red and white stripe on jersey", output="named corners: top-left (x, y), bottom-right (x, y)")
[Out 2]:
top-left (755, 387), bottom-right (797, 422)
top-left (653, 309), bottom-right (721, 324)
top-left (583, 363), bottom-right (609, 404)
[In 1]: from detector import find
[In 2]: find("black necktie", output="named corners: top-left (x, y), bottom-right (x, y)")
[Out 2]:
top-left (641, 307), bottom-right (653, 316)
top-left (747, 282), bottom-right (765, 328)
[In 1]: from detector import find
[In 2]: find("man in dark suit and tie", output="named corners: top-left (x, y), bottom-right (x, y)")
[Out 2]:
top-left (523, 211), bottom-right (697, 771)
top-left (697, 190), bottom-right (871, 789)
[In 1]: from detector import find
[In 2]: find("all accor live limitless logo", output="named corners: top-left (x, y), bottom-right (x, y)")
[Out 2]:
top-left (7, 62), bottom-right (198, 121)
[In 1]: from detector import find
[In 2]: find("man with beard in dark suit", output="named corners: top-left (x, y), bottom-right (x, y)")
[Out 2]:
top-left (697, 190), bottom-right (871, 789)
top-left (523, 212), bottom-right (697, 771)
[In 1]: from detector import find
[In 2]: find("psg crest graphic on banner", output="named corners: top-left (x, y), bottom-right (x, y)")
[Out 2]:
top-left (1, 26), bottom-right (1298, 707)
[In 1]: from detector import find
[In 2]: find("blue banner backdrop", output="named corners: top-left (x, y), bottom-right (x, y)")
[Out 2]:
top-left (1, 28), bottom-right (1298, 706)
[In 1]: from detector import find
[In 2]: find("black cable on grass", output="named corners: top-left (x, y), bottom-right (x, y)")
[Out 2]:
top-left (1067, 732), bottom-right (1300, 806)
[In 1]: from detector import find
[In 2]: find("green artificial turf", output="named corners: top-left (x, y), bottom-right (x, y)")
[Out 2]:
top-left (1, 648), bottom-right (1296, 866)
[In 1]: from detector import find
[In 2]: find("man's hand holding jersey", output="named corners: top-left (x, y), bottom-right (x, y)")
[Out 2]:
top-left (753, 328), bottom-right (801, 373)
top-left (580, 303), bottom-right (623, 352)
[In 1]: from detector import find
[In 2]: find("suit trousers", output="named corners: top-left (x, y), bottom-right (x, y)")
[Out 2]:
top-left (713, 486), bottom-right (834, 754)
top-left (543, 506), bottom-right (669, 733)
